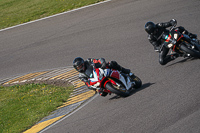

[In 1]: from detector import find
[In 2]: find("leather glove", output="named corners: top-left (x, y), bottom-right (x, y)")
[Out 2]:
top-left (88, 85), bottom-right (96, 91)
top-left (170, 19), bottom-right (177, 26)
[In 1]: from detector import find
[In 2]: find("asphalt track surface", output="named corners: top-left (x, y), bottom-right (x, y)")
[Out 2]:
top-left (1, 0), bottom-right (200, 133)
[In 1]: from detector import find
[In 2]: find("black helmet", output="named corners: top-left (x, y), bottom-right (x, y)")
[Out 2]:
top-left (73, 57), bottom-right (85, 72)
top-left (145, 21), bottom-right (156, 34)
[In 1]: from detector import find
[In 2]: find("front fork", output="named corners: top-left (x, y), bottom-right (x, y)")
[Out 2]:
top-left (119, 74), bottom-right (134, 90)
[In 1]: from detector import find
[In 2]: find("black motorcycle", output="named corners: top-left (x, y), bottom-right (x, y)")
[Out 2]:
top-left (160, 24), bottom-right (200, 58)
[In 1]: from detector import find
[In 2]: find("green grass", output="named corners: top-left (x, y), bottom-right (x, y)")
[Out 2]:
top-left (0, 0), bottom-right (104, 132)
top-left (0, 0), bottom-right (105, 30)
top-left (0, 83), bottom-right (73, 133)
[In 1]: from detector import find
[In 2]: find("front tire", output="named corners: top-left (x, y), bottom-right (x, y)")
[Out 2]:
top-left (105, 82), bottom-right (130, 97)
top-left (180, 43), bottom-right (200, 58)
top-left (132, 76), bottom-right (142, 89)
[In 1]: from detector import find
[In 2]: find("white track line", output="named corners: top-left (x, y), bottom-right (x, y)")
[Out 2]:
top-left (0, 0), bottom-right (112, 32)
top-left (1, 1), bottom-right (111, 131)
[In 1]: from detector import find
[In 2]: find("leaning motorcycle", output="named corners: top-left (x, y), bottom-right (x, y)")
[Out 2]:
top-left (88, 67), bottom-right (142, 97)
top-left (160, 24), bottom-right (200, 58)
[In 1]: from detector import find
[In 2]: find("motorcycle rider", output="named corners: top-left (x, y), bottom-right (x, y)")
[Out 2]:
top-left (145, 19), bottom-right (198, 65)
top-left (73, 57), bottom-right (135, 96)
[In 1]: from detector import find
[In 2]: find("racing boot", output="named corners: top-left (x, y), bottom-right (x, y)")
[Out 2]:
top-left (120, 67), bottom-right (130, 74)
top-left (129, 72), bottom-right (137, 80)
top-left (188, 33), bottom-right (200, 45)
top-left (188, 33), bottom-right (197, 39)
top-left (120, 67), bottom-right (136, 79)
top-left (183, 29), bottom-right (197, 39)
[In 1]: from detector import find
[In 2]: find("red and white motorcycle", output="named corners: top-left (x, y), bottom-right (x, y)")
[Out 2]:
top-left (89, 67), bottom-right (142, 97)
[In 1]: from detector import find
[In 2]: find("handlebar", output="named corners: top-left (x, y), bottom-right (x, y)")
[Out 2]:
top-left (169, 24), bottom-right (177, 31)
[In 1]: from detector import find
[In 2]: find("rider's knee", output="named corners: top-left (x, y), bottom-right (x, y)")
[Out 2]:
top-left (99, 91), bottom-right (108, 97)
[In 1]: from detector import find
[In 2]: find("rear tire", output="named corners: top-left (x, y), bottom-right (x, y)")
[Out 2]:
top-left (180, 43), bottom-right (200, 58)
top-left (105, 82), bottom-right (130, 97)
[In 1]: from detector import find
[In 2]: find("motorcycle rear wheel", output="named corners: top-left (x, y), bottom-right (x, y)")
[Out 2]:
top-left (105, 82), bottom-right (130, 97)
top-left (180, 43), bottom-right (200, 58)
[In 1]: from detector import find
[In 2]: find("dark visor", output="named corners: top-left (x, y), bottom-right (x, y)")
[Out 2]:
top-left (76, 64), bottom-right (83, 70)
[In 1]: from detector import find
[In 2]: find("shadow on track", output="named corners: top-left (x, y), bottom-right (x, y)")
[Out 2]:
top-left (109, 82), bottom-right (155, 100)
top-left (166, 57), bottom-right (199, 67)
top-left (129, 82), bottom-right (155, 95)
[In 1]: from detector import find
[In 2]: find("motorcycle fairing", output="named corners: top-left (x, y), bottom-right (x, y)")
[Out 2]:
top-left (165, 33), bottom-right (172, 42)
top-left (110, 70), bottom-right (120, 79)
top-left (89, 68), bottom-right (134, 91)
top-left (89, 68), bottom-right (111, 86)
top-left (110, 70), bottom-right (132, 90)
top-left (88, 68), bottom-right (99, 85)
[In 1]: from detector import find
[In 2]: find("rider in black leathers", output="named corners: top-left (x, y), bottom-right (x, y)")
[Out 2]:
top-left (145, 19), bottom-right (198, 65)
top-left (73, 57), bottom-right (135, 96)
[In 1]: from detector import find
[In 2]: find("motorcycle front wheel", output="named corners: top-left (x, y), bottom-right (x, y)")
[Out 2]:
top-left (132, 76), bottom-right (142, 89)
top-left (180, 43), bottom-right (200, 58)
top-left (105, 82), bottom-right (130, 97)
